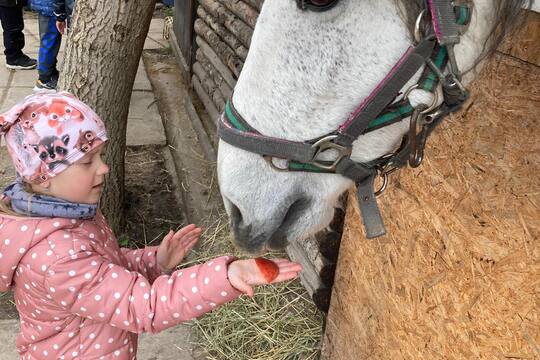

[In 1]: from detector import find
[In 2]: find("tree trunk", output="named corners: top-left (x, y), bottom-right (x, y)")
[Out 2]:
top-left (59, 0), bottom-right (157, 234)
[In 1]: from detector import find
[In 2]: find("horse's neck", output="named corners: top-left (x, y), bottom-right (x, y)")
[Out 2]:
top-left (233, 0), bottom-right (496, 163)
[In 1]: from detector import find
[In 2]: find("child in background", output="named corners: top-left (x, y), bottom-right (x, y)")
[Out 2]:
top-left (52, 0), bottom-right (73, 34)
top-left (0, 92), bottom-right (302, 359)
top-left (0, 0), bottom-right (37, 70)
top-left (29, 0), bottom-right (61, 91)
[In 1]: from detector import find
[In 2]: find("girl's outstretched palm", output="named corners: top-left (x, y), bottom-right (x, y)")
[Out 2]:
top-left (157, 224), bottom-right (202, 274)
top-left (228, 258), bottom-right (302, 297)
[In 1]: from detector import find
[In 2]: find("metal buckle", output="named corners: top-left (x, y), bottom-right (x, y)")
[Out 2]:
top-left (403, 84), bottom-right (440, 115)
top-left (263, 135), bottom-right (351, 172)
top-left (309, 135), bottom-right (352, 171)
top-left (374, 153), bottom-right (399, 197)
top-left (408, 107), bottom-right (429, 168)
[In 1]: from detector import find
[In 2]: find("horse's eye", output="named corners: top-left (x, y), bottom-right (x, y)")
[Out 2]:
top-left (297, 0), bottom-right (339, 12)
top-left (311, 0), bottom-right (335, 5)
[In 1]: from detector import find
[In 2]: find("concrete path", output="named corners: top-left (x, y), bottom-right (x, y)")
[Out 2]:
top-left (0, 16), bottom-right (199, 360)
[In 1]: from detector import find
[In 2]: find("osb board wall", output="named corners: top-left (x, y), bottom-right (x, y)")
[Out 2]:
top-left (321, 22), bottom-right (539, 360)
top-left (499, 10), bottom-right (540, 66)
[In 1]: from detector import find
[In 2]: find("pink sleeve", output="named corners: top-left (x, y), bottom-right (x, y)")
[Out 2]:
top-left (43, 253), bottom-right (241, 334)
top-left (120, 246), bottom-right (163, 283)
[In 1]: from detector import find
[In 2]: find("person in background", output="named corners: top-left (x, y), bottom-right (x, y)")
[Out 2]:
top-left (0, 0), bottom-right (37, 70)
top-left (52, 0), bottom-right (73, 34)
top-left (30, 0), bottom-right (61, 91)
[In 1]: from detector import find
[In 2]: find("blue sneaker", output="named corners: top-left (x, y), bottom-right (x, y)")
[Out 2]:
top-left (34, 77), bottom-right (58, 92)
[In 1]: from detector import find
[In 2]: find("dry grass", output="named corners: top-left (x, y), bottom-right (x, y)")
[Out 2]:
top-left (181, 213), bottom-right (325, 360)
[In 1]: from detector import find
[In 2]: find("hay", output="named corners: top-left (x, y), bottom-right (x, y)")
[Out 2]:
top-left (322, 41), bottom-right (539, 359)
top-left (183, 212), bottom-right (324, 360)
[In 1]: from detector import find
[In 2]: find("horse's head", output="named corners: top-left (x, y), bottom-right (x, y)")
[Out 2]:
top-left (217, 0), bottom-right (507, 254)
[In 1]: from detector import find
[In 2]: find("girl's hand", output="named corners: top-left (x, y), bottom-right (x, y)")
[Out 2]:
top-left (157, 224), bottom-right (202, 274)
top-left (56, 21), bottom-right (66, 35)
top-left (227, 258), bottom-right (302, 297)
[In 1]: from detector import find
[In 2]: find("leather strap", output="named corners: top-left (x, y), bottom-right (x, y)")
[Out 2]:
top-left (336, 38), bottom-right (437, 146)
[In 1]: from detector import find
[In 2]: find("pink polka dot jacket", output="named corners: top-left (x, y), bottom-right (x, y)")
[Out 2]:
top-left (0, 212), bottom-right (241, 359)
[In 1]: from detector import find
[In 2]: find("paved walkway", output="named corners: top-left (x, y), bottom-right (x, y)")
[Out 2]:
top-left (0, 16), bottom-right (198, 360)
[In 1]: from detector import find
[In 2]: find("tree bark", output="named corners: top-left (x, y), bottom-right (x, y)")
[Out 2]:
top-left (59, 0), bottom-right (157, 234)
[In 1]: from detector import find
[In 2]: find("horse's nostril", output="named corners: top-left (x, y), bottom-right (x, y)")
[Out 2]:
top-left (228, 201), bottom-right (244, 230)
top-left (225, 195), bottom-right (311, 253)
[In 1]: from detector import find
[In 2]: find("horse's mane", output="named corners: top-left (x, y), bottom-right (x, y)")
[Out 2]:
top-left (397, 0), bottom-right (532, 73)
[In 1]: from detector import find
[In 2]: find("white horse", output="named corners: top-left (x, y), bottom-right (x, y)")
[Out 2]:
top-left (217, 0), bottom-right (527, 254)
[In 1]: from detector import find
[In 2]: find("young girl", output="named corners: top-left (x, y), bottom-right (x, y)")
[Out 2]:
top-left (0, 92), bottom-right (302, 360)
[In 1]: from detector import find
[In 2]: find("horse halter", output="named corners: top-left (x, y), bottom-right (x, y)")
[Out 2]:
top-left (219, 0), bottom-right (471, 239)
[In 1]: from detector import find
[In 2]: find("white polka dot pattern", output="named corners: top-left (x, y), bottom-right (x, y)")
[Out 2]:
top-left (0, 214), bottom-right (241, 358)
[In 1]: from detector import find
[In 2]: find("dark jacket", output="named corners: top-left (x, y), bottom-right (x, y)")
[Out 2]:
top-left (52, 0), bottom-right (74, 21)
top-left (29, 0), bottom-right (53, 16)
top-left (0, 0), bottom-right (26, 7)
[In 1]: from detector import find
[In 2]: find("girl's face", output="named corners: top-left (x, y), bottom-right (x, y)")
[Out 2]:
top-left (33, 144), bottom-right (109, 204)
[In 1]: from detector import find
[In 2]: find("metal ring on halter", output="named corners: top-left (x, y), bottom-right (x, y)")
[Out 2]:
top-left (403, 84), bottom-right (440, 114)
top-left (264, 156), bottom-right (290, 172)
top-left (374, 170), bottom-right (389, 197)
top-left (414, 9), bottom-right (427, 44)
top-left (374, 152), bottom-right (399, 197)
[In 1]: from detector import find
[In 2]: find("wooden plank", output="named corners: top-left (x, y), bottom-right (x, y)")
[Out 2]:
top-left (198, 0), bottom-right (255, 48)
top-left (197, 6), bottom-right (249, 61)
top-left (196, 49), bottom-right (233, 100)
top-left (196, 36), bottom-right (237, 88)
top-left (183, 96), bottom-right (218, 161)
top-left (192, 61), bottom-right (226, 113)
top-left (243, 0), bottom-right (264, 12)
top-left (217, 0), bottom-right (259, 28)
top-left (287, 240), bottom-right (324, 296)
top-left (498, 10), bottom-right (540, 66)
top-left (192, 74), bottom-right (220, 122)
top-left (194, 19), bottom-right (244, 78)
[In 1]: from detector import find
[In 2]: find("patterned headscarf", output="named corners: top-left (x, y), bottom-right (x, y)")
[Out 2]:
top-left (0, 92), bottom-right (108, 184)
